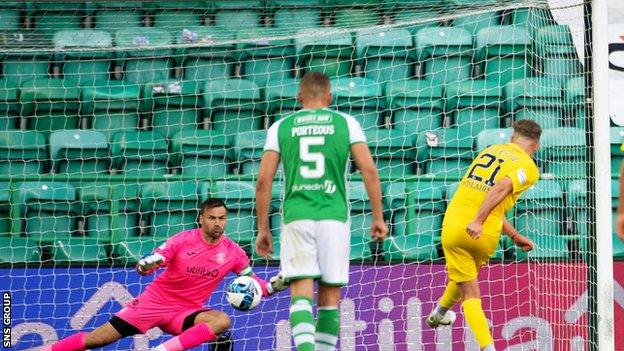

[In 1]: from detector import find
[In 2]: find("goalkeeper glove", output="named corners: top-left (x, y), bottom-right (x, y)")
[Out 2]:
top-left (136, 253), bottom-right (165, 276)
top-left (266, 272), bottom-right (289, 295)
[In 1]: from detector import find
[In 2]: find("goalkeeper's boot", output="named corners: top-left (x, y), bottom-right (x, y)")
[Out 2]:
top-left (426, 310), bottom-right (456, 328)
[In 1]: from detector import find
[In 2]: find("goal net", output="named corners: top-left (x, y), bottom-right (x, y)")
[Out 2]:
top-left (0, 0), bottom-right (614, 350)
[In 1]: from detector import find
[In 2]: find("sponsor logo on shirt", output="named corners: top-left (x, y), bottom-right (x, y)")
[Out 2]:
top-left (291, 180), bottom-right (337, 194)
top-left (186, 251), bottom-right (197, 256)
top-left (517, 169), bottom-right (527, 186)
top-left (294, 114), bottom-right (332, 125)
top-left (186, 266), bottom-right (220, 278)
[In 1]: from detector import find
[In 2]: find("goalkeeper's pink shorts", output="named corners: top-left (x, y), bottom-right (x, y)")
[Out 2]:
top-left (115, 292), bottom-right (209, 335)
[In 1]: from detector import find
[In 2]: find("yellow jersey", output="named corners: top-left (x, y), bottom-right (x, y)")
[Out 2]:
top-left (442, 143), bottom-right (539, 235)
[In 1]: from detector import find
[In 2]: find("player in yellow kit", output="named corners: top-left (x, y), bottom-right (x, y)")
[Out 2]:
top-left (426, 120), bottom-right (541, 351)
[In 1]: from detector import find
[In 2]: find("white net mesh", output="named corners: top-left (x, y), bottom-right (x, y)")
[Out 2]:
top-left (1, 0), bottom-right (615, 350)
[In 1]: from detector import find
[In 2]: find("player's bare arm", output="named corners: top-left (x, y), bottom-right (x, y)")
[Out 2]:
top-left (502, 218), bottom-right (534, 252)
top-left (467, 176), bottom-right (513, 240)
top-left (351, 142), bottom-right (388, 242)
top-left (255, 150), bottom-right (281, 258)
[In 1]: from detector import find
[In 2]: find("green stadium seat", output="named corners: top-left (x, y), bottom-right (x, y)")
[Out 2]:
top-left (514, 179), bottom-right (569, 259)
top-left (170, 130), bottom-right (231, 177)
top-left (0, 183), bottom-right (10, 236)
top-left (331, 78), bottom-right (383, 131)
top-left (233, 130), bottom-right (266, 175)
top-left (565, 76), bottom-right (586, 129)
top-left (32, 9), bottom-right (84, 33)
top-left (81, 81), bottom-right (141, 137)
top-left (474, 128), bottom-right (513, 151)
top-left (505, 77), bottom-right (564, 128)
top-left (452, 11), bottom-right (501, 36)
top-left (334, 9), bottom-right (380, 28)
top-left (141, 181), bottom-right (200, 239)
top-left (611, 127), bottom-right (624, 175)
top-left (0, 79), bottom-right (19, 129)
top-left (296, 28), bottom-right (353, 78)
top-left (538, 127), bottom-right (587, 178)
top-left (612, 178), bottom-right (619, 233)
top-left (382, 181), bottom-right (440, 262)
top-left (446, 79), bottom-right (503, 136)
top-left (534, 25), bottom-right (582, 83)
top-left (179, 26), bottom-right (237, 81)
top-left (211, 180), bottom-right (257, 254)
top-left (94, 2), bottom-right (143, 33)
top-left (79, 183), bottom-right (141, 242)
top-left (416, 27), bottom-right (473, 83)
top-left (111, 239), bottom-right (161, 266)
top-left (365, 129), bottom-right (416, 177)
top-left (394, 10), bottom-right (442, 36)
top-left (0, 9), bottom-right (21, 30)
top-left (476, 25), bottom-right (530, 83)
top-left (417, 128), bottom-right (475, 177)
top-left (20, 78), bottom-right (81, 137)
top-left (349, 182), bottom-right (373, 261)
top-left (386, 79), bottom-right (444, 134)
top-left (54, 30), bottom-right (112, 86)
top-left (504, 7), bottom-right (555, 30)
top-left (153, 9), bottom-right (203, 31)
top-left (274, 7), bottom-right (321, 32)
top-left (213, 1), bottom-right (264, 32)
top-left (115, 28), bottom-right (173, 84)
top-left (52, 237), bottom-right (109, 264)
top-left (16, 182), bottom-right (78, 242)
top-left (0, 237), bottom-right (41, 264)
top-left (1, 30), bottom-right (52, 87)
top-left (143, 80), bottom-right (202, 138)
top-left (110, 131), bottom-right (169, 175)
top-left (264, 78), bottom-right (300, 122)
top-left (356, 27), bottom-right (413, 82)
top-left (238, 28), bottom-right (296, 87)
top-left (203, 79), bottom-right (264, 135)
top-left (0, 131), bottom-right (46, 176)
top-left (50, 130), bottom-right (109, 175)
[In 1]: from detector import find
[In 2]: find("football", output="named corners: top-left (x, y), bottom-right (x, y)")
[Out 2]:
top-left (226, 276), bottom-right (262, 311)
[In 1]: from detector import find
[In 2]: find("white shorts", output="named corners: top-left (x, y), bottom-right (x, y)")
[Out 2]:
top-left (280, 219), bottom-right (350, 286)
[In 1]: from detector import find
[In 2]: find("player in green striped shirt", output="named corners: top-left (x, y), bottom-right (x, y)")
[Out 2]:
top-left (255, 72), bottom-right (387, 351)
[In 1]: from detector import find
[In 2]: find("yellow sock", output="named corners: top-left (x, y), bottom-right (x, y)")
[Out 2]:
top-left (461, 298), bottom-right (494, 349)
top-left (439, 281), bottom-right (461, 309)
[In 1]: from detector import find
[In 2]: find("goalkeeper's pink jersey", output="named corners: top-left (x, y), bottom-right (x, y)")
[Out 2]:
top-left (143, 228), bottom-right (250, 308)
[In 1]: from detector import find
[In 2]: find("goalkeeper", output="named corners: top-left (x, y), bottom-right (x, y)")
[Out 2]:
top-left (426, 120), bottom-right (540, 351)
top-left (42, 198), bottom-right (288, 351)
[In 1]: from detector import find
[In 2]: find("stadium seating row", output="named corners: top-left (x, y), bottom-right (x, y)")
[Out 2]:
top-left (1, 23), bottom-right (579, 87)
top-left (0, 126), bottom-right (592, 178)
top-left (1, 177), bottom-right (622, 265)
top-left (0, 3), bottom-right (555, 33)
top-left (0, 76), bottom-right (586, 137)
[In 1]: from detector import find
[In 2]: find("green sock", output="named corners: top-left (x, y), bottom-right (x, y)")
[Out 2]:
top-left (290, 296), bottom-right (315, 351)
top-left (315, 307), bottom-right (339, 351)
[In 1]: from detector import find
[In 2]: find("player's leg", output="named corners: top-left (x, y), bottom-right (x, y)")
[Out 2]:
top-left (153, 310), bottom-right (229, 351)
top-left (42, 320), bottom-right (128, 351)
top-left (280, 220), bottom-right (319, 351)
top-left (315, 220), bottom-right (350, 351)
top-left (457, 280), bottom-right (495, 351)
top-left (427, 280), bottom-right (460, 327)
top-left (316, 284), bottom-right (340, 351)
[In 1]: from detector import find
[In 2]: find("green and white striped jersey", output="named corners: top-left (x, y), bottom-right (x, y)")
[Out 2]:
top-left (264, 108), bottom-right (366, 224)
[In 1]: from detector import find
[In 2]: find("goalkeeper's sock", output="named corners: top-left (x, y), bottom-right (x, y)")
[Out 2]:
top-left (315, 307), bottom-right (339, 351)
top-left (433, 281), bottom-right (461, 317)
top-left (290, 296), bottom-right (315, 351)
top-left (153, 323), bottom-right (216, 351)
top-left (462, 298), bottom-right (494, 349)
top-left (46, 331), bottom-right (87, 351)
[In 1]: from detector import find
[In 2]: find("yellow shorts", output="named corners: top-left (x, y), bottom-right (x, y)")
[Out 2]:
top-left (441, 225), bottom-right (500, 283)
